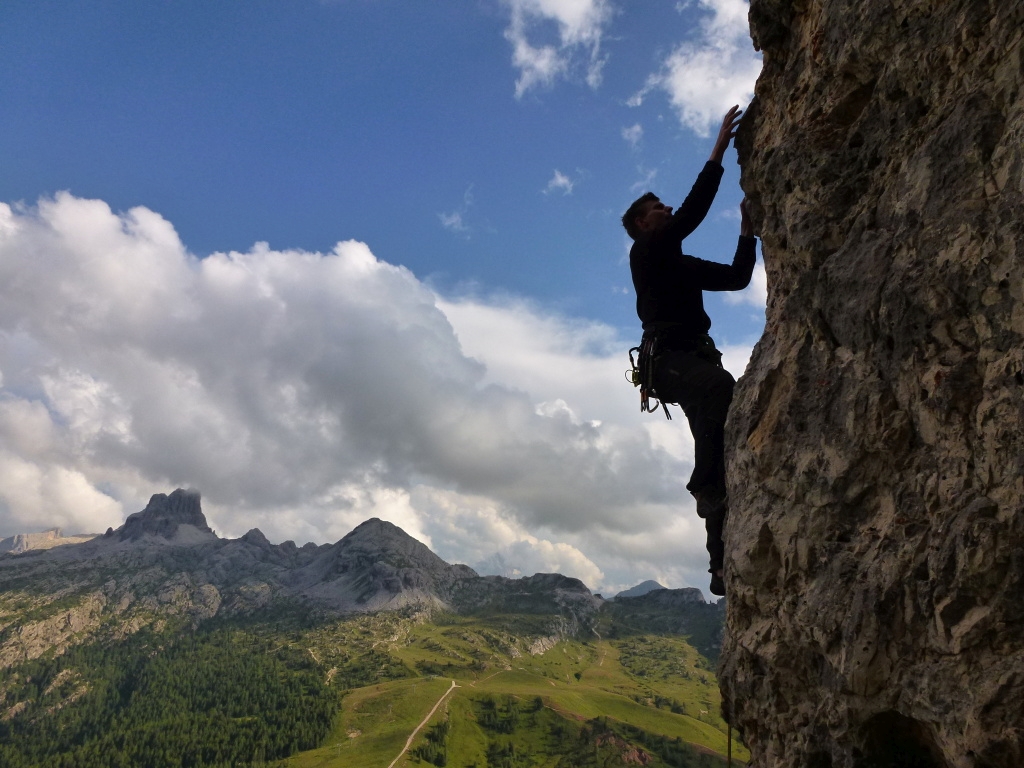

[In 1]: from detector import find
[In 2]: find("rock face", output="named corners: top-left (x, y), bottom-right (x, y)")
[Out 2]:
top-left (451, 571), bottom-right (602, 623)
top-left (117, 489), bottom-right (214, 541)
top-left (722, 1), bottom-right (1024, 766)
top-left (291, 518), bottom-right (479, 611)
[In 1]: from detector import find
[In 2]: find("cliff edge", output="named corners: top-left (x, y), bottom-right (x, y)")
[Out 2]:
top-left (723, 1), bottom-right (1024, 766)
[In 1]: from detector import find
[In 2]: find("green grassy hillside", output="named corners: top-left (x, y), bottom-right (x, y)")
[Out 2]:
top-left (0, 605), bottom-right (744, 767)
top-left (287, 612), bottom-right (747, 767)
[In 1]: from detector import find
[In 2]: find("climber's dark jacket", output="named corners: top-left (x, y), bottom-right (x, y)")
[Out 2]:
top-left (629, 161), bottom-right (757, 350)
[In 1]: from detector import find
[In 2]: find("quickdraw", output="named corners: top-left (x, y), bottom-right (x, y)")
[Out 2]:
top-left (626, 332), bottom-right (672, 419)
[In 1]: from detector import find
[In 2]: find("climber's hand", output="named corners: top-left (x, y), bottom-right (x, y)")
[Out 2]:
top-left (710, 105), bottom-right (743, 163)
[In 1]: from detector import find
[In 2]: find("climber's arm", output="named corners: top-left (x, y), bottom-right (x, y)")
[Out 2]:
top-left (666, 107), bottom-right (744, 241)
top-left (688, 199), bottom-right (758, 291)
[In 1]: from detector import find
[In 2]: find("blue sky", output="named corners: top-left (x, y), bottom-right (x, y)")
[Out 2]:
top-left (0, 0), bottom-right (762, 595)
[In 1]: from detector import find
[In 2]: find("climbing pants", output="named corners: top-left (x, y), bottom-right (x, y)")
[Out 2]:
top-left (651, 349), bottom-right (735, 572)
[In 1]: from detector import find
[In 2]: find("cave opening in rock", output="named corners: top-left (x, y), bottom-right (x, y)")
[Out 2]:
top-left (855, 711), bottom-right (948, 768)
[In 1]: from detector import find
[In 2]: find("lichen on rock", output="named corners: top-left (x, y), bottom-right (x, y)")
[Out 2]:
top-left (722, 0), bottom-right (1024, 766)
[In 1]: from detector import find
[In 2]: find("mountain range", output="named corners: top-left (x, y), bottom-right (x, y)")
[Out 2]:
top-left (0, 528), bottom-right (98, 554)
top-left (0, 488), bottom-right (721, 670)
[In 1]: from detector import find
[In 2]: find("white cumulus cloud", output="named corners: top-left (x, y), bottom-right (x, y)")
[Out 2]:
top-left (0, 192), bottom-right (753, 593)
top-left (724, 261), bottom-right (767, 309)
top-left (632, 0), bottom-right (762, 136)
top-left (411, 486), bottom-right (604, 586)
top-left (439, 185), bottom-right (475, 236)
top-left (621, 123), bottom-right (643, 148)
top-left (544, 169), bottom-right (575, 195)
top-left (503, 0), bottom-right (613, 97)
top-left (439, 211), bottom-right (468, 233)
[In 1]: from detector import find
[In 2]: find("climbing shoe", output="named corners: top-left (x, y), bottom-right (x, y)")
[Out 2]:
top-left (709, 570), bottom-right (725, 597)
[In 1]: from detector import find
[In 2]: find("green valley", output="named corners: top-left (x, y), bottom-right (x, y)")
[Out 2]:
top-left (0, 493), bottom-right (745, 766)
top-left (288, 611), bottom-right (747, 768)
top-left (0, 605), bottom-right (745, 767)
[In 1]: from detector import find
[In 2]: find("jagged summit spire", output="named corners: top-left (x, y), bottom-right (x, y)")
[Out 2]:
top-left (118, 488), bottom-right (212, 541)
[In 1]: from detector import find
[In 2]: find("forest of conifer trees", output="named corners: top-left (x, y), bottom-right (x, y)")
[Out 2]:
top-left (0, 624), bottom-right (337, 767)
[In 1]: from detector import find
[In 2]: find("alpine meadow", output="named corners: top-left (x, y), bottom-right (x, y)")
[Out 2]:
top-left (0, 491), bottom-right (745, 767)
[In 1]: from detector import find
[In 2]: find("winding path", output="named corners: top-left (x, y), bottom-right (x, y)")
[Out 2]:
top-left (386, 679), bottom-right (459, 768)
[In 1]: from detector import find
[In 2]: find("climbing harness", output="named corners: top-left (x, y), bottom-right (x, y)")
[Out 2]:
top-left (626, 329), bottom-right (724, 419)
top-left (626, 331), bottom-right (672, 419)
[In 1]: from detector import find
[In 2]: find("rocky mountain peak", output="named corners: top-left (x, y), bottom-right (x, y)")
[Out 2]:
top-left (292, 517), bottom-right (478, 611)
top-left (345, 517), bottom-right (411, 540)
top-left (615, 580), bottom-right (666, 599)
top-left (336, 518), bottom-right (440, 561)
top-left (326, 517), bottom-right (472, 582)
top-left (240, 528), bottom-right (272, 548)
top-left (116, 489), bottom-right (212, 541)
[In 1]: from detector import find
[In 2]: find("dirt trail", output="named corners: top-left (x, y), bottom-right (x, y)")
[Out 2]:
top-left (469, 669), bottom-right (504, 687)
top-left (386, 679), bottom-right (459, 768)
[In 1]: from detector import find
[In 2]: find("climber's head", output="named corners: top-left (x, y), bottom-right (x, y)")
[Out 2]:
top-left (622, 193), bottom-right (672, 240)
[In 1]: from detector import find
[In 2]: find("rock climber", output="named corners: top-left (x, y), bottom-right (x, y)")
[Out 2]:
top-left (621, 105), bottom-right (758, 597)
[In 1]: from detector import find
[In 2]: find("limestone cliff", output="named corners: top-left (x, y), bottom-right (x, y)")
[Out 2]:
top-left (723, 1), bottom-right (1024, 766)
top-left (0, 528), bottom-right (97, 554)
